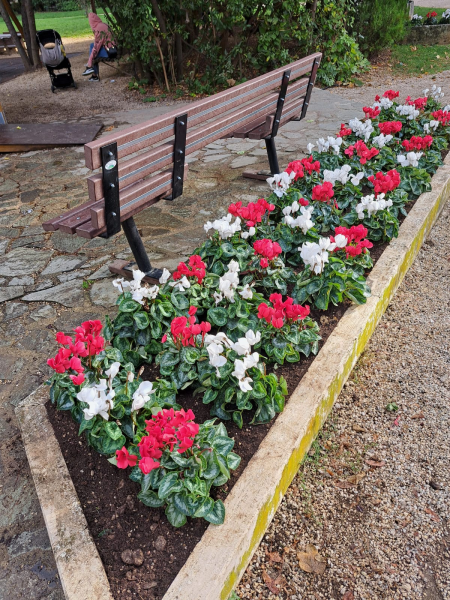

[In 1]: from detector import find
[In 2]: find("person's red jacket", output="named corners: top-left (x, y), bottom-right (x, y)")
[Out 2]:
top-left (87, 13), bottom-right (114, 67)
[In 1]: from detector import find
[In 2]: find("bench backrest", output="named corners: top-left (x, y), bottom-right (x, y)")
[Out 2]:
top-left (44, 53), bottom-right (321, 239)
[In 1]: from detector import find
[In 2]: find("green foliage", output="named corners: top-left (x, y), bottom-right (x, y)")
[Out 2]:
top-left (351, 0), bottom-right (408, 57)
top-left (99, 0), bottom-right (368, 88)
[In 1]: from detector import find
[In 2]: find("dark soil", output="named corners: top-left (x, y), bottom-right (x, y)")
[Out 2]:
top-left (45, 194), bottom-right (419, 600)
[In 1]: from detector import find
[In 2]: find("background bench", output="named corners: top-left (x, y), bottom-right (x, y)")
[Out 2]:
top-left (43, 52), bottom-right (322, 281)
top-left (0, 32), bottom-right (22, 52)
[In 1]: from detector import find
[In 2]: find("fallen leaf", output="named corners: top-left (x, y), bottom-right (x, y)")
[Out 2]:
top-left (262, 569), bottom-right (280, 594)
top-left (226, 78), bottom-right (236, 86)
top-left (410, 46), bottom-right (417, 51)
top-left (352, 424), bottom-right (366, 433)
top-left (365, 459), bottom-right (385, 468)
top-left (342, 592), bottom-right (354, 600)
top-left (334, 480), bottom-right (355, 489)
top-left (347, 472), bottom-right (365, 485)
top-left (104, 125), bottom-right (115, 132)
top-left (267, 551), bottom-right (283, 563)
top-left (429, 480), bottom-right (444, 490)
top-left (425, 507), bottom-right (440, 522)
top-left (372, 498), bottom-right (381, 505)
top-left (297, 544), bottom-right (327, 574)
top-left (436, 55), bottom-right (441, 59)
top-left (411, 412), bottom-right (424, 419)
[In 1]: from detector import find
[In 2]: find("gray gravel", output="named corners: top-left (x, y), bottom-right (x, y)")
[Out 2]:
top-left (236, 204), bottom-right (450, 597)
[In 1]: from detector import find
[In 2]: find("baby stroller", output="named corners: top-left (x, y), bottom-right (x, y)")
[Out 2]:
top-left (36, 29), bottom-right (77, 92)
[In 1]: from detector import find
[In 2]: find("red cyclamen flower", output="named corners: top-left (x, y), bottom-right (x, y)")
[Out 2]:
top-left (253, 239), bottom-right (282, 266)
top-left (331, 225), bottom-right (373, 258)
top-left (363, 106), bottom-right (380, 120)
top-left (257, 293), bottom-right (310, 329)
top-left (312, 181), bottom-right (334, 204)
top-left (383, 90), bottom-right (399, 101)
top-left (402, 136), bottom-right (433, 152)
top-left (337, 123), bottom-right (353, 137)
top-left (116, 447), bottom-right (138, 469)
top-left (368, 169), bottom-right (401, 196)
top-left (345, 141), bottom-right (379, 165)
top-left (228, 198), bottom-right (275, 227)
top-left (377, 121), bottom-right (402, 135)
top-left (172, 255), bottom-right (206, 285)
top-left (432, 110), bottom-right (450, 126)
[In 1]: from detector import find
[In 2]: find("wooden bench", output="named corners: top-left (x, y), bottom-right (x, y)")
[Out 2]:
top-left (0, 32), bottom-right (22, 52)
top-left (43, 52), bottom-right (322, 281)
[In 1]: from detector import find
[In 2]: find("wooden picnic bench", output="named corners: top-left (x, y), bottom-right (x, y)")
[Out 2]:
top-left (0, 32), bottom-right (22, 52)
top-left (42, 52), bottom-right (322, 281)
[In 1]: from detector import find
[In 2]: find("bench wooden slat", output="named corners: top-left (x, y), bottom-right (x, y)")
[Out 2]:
top-left (84, 53), bottom-right (321, 169)
top-left (42, 198), bottom-right (96, 232)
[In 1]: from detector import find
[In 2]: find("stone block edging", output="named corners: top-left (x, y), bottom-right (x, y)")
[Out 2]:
top-left (16, 155), bottom-right (450, 600)
top-left (403, 23), bottom-right (450, 45)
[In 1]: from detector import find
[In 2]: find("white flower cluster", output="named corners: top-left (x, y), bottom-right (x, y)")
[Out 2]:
top-left (423, 121), bottom-right (440, 134)
top-left (372, 97), bottom-right (393, 110)
top-left (349, 117), bottom-right (374, 142)
top-left (131, 380), bottom-right (155, 412)
top-left (395, 104), bottom-right (420, 120)
top-left (372, 133), bottom-right (393, 148)
top-left (299, 237), bottom-right (346, 275)
top-left (113, 268), bottom-right (170, 304)
top-left (411, 14), bottom-right (423, 21)
top-left (204, 330), bottom-right (261, 391)
top-left (355, 193), bottom-right (393, 219)
top-left (424, 85), bottom-right (445, 101)
top-left (213, 260), bottom-right (253, 305)
top-left (323, 164), bottom-right (364, 186)
top-left (397, 151), bottom-right (423, 167)
top-left (267, 171), bottom-right (295, 197)
top-left (316, 136), bottom-right (343, 155)
top-left (442, 9), bottom-right (450, 19)
top-left (204, 214), bottom-right (241, 239)
top-left (282, 203), bottom-right (315, 234)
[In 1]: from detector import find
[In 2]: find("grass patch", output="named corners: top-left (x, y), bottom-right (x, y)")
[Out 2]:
top-left (0, 10), bottom-right (106, 39)
top-left (413, 6), bottom-right (446, 18)
top-left (391, 44), bottom-right (450, 76)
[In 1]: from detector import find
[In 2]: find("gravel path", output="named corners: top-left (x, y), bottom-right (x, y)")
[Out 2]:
top-left (236, 201), bottom-right (450, 598)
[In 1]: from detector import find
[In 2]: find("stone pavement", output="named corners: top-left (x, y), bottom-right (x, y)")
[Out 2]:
top-left (414, 0), bottom-right (450, 7)
top-left (0, 88), bottom-right (364, 599)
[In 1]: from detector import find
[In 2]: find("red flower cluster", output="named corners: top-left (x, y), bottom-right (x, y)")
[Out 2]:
top-left (383, 90), bottom-right (400, 101)
top-left (427, 11), bottom-right (437, 17)
top-left (407, 96), bottom-right (428, 111)
top-left (332, 225), bottom-right (373, 258)
top-left (253, 239), bottom-right (282, 268)
top-left (344, 141), bottom-right (379, 165)
top-left (173, 255), bottom-right (206, 285)
top-left (228, 198), bottom-right (275, 227)
top-left (368, 169), bottom-right (401, 196)
top-left (378, 121), bottom-right (402, 135)
top-left (117, 408), bottom-right (200, 473)
top-left (257, 293), bottom-right (310, 329)
top-left (47, 320), bottom-right (105, 385)
top-left (402, 135), bottom-right (433, 152)
top-left (285, 156), bottom-right (320, 180)
top-left (363, 106), bottom-right (380, 120)
top-left (312, 181), bottom-right (334, 204)
top-left (163, 306), bottom-right (211, 348)
top-left (337, 123), bottom-right (353, 137)
top-left (432, 110), bottom-right (450, 126)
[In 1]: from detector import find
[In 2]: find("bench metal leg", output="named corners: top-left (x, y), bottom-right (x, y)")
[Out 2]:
top-left (265, 137), bottom-right (280, 175)
top-left (120, 217), bottom-right (163, 280)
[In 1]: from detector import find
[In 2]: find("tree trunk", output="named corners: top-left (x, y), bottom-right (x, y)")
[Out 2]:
top-left (90, 0), bottom-right (97, 13)
top-left (20, 0), bottom-right (33, 66)
top-left (149, 0), bottom-right (169, 56)
top-left (175, 32), bottom-right (183, 81)
top-left (23, 0), bottom-right (41, 68)
top-left (0, 0), bottom-right (32, 70)
top-left (310, 0), bottom-right (318, 20)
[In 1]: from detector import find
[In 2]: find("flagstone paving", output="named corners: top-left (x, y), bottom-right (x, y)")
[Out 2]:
top-left (0, 83), bottom-right (447, 599)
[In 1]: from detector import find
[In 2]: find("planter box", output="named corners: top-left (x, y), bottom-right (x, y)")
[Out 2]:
top-left (404, 23), bottom-right (450, 45)
top-left (16, 155), bottom-right (450, 600)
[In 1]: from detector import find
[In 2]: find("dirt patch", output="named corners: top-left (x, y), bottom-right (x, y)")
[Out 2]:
top-left (0, 39), bottom-right (176, 125)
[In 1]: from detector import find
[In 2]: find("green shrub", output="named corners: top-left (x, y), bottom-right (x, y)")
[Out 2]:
top-left (351, 0), bottom-right (408, 57)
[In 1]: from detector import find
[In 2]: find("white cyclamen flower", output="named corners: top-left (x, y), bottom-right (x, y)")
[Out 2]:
top-left (77, 380), bottom-right (115, 421)
top-left (334, 234), bottom-right (348, 249)
top-left (289, 206), bottom-right (315, 234)
top-left (159, 268), bottom-right (171, 284)
top-left (356, 193), bottom-right (393, 219)
top-left (241, 226), bottom-right (256, 240)
top-left (299, 237), bottom-right (336, 275)
top-left (306, 142), bottom-right (315, 154)
top-left (267, 172), bottom-right (295, 197)
top-left (105, 361), bottom-right (120, 381)
top-left (204, 214), bottom-right (241, 239)
top-left (372, 133), bottom-right (393, 148)
top-left (395, 104), bottom-right (419, 120)
top-left (245, 330), bottom-right (261, 346)
top-left (132, 380), bottom-right (155, 411)
top-left (323, 164), bottom-right (352, 185)
top-left (397, 152), bottom-right (423, 168)
top-left (169, 275), bottom-right (191, 291)
top-left (349, 118), bottom-right (374, 142)
top-left (239, 284), bottom-right (253, 299)
top-left (350, 172), bottom-right (365, 186)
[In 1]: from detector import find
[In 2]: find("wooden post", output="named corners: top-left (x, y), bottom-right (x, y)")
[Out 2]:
top-left (1, 0), bottom-right (23, 36)
top-left (0, 0), bottom-right (32, 70)
top-left (23, 0), bottom-right (41, 68)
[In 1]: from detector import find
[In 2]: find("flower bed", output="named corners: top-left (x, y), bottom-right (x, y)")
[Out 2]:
top-left (410, 9), bottom-right (450, 26)
top-left (45, 87), bottom-right (450, 598)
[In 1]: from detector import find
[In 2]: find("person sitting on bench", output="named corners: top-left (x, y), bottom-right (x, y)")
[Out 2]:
top-left (82, 13), bottom-right (116, 81)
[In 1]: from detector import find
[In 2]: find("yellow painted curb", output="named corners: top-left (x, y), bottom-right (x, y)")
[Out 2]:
top-left (16, 157), bottom-right (450, 600)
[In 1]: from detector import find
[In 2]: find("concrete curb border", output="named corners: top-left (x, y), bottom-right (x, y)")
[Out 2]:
top-left (16, 156), bottom-right (450, 600)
